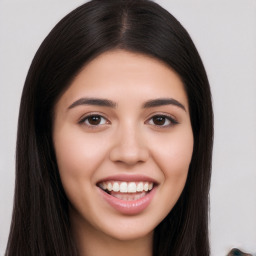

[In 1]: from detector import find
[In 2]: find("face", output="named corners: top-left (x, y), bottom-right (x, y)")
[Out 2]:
top-left (53, 50), bottom-right (194, 242)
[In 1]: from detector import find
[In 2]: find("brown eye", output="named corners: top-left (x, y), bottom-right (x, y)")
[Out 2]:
top-left (87, 116), bottom-right (102, 125)
top-left (152, 116), bottom-right (167, 126)
top-left (147, 115), bottom-right (178, 127)
top-left (81, 115), bottom-right (108, 126)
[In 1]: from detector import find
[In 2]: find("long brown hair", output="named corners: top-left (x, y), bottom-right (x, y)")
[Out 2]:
top-left (6, 0), bottom-right (213, 255)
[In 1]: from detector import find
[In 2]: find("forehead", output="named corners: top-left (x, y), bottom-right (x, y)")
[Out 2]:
top-left (56, 49), bottom-right (188, 109)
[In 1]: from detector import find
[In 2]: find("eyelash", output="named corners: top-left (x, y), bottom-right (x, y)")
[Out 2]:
top-left (146, 114), bottom-right (179, 128)
top-left (79, 114), bottom-right (110, 128)
top-left (78, 113), bottom-right (178, 129)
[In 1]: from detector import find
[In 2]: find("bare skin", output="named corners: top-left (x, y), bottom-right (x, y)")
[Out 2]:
top-left (53, 50), bottom-right (194, 256)
top-left (71, 209), bottom-right (153, 256)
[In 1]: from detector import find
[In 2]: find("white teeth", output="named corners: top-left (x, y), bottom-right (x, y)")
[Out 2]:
top-left (137, 182), bottom-right (143, 192)
top-left (107, 183), bottom-right (112, 192)
top-left (112, 182), bottom-right (119, 192)
top-left (144, 183), bottom-right (149, 192)
top-left (127, 182), bottom-right (136, 193)
top-left (120, 182), bottom-right (128, 192)
top-left (113, 192), bottom-right (146, 201)
top-left (99, 181), bottom-right (154, 193)
top-left (102, 183), bottom-right (107, 190)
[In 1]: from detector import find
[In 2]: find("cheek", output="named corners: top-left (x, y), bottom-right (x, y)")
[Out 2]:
top-left (150, 128), bottom-right (193, 190)
top-left (53, 127), bottom-right (109, 188)
top-left (53, 128), bottom-right (112, 219)
top-left (151, 130), bottom-right (193, 214)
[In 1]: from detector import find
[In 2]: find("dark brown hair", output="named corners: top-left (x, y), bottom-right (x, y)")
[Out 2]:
top-left (6, 0), bottom-right (213, 255)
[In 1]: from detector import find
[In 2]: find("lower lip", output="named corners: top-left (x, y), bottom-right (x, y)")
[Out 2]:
top-left (98, 187), bottom-right (157, 215)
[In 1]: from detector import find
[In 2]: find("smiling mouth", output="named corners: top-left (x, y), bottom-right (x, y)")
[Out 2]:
top-left (97, 181), bottom-right (154, 201)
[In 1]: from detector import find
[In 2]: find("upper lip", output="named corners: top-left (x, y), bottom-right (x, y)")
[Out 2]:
top-left (96, 174), bottom-right (158, 184)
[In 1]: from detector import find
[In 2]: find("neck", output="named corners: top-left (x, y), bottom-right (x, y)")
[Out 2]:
top-left (70, 210), bottom-right (153, 256)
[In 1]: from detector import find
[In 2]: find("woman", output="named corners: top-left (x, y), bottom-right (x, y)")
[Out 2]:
top-left (5, 0), bottom-right (213, 255)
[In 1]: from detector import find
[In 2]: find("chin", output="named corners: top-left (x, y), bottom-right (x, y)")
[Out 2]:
top-left (104, 226), bottom-right (154, 242)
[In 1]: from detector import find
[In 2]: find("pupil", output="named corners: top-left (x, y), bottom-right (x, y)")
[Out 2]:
top-left (88, 116), bottom-right (101, 125)
top-left (153, 116), bottom-right (165, 125)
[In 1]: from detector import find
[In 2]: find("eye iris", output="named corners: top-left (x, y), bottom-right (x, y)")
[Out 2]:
top-left (88, 116), bottom-right (101, 125)
top-left (153, 116), bottom-right (166, 125)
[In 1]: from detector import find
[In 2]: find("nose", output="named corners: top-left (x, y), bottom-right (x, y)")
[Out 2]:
top-left (109, 124), bottom-right (149, 166)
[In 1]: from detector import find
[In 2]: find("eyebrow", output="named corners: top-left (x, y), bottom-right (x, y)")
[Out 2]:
top-left (68, 97), bottom-right (117, 109)
top-left (143, 98), bottom-right (186, 111)
top-left (67, 97), bottom-right (186, 111)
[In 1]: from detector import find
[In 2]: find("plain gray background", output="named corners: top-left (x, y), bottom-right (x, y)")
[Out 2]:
top-left (0, 0), bottom-right (256, 255)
